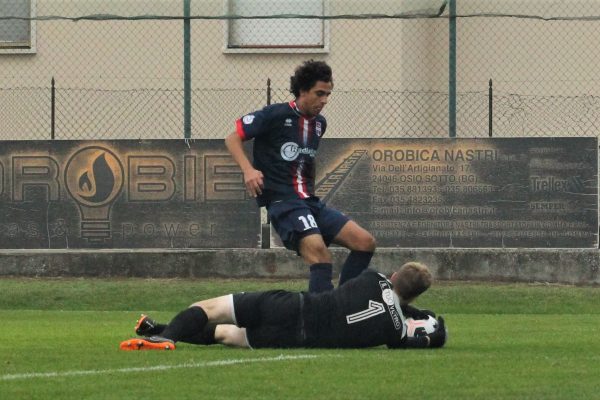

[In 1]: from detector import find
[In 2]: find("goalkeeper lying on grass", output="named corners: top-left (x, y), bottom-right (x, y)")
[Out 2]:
top-left (120, 262), bottom-right (447, 351)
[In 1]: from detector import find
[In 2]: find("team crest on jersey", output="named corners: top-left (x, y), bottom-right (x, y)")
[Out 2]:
top-left (381, 288), bottom-right (395, 306)
top-left (315, 121), bottom-right (322, 136)
top-left (243, 115), bottom-right (255, 125)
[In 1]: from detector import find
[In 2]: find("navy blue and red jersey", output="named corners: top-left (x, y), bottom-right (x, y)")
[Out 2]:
top-left (235, 101), bottom-right (327, 207)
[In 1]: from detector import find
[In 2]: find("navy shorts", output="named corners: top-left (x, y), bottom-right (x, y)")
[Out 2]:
top-left (232, 290), bottom-right (304, 349)
top-left (267, 197), bottom-right (350, 252)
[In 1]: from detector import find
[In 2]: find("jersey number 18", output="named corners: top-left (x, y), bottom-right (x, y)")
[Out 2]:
top-left (298, 215), bottom-right (318, 231)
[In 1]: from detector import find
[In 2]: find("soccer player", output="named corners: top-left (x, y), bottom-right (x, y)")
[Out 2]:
top-left (119, 262), bottom-right (447, 351)
top-left (225, 60), bottom-right (376, 293)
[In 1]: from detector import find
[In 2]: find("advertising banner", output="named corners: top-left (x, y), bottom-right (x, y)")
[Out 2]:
top-left (0, 140), bottom-right (258, 248)
top-left (315, 138), bottom-right (598, 248)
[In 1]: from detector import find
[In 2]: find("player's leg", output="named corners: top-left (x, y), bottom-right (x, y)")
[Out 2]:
top-left (268, 199), bottom-right (333, 292)
top-left (120, 295), bottom-right (235, 350)
top-left (157, 295), bottom-right (235, 342)
top-left (297, 233), bottom-right (334, 292)
top-left (134, 314), bottom-right (166, 336)
top-left (190, 291), bottom-right (314, 348)
top-left (314, 201), bottom-right (376, 285)
top-left (332, 220), bottom-right (376, 285)
top-left (332, 219), bottom-right (376, 252)
top-left (134, 315), bottom-right (217, 345)
top-left (215, 325), bottom-right (250, 348)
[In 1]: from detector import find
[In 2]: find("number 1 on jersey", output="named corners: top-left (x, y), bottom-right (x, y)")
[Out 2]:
top-left (346, 301), bottom-right (385, 324)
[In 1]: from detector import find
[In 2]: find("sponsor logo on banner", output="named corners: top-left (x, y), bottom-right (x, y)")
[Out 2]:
top-left (64, 146), bottom-right (124, 242)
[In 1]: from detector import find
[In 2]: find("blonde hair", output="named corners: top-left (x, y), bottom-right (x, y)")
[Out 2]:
top-left (391, 262), bottom-right (432, 301)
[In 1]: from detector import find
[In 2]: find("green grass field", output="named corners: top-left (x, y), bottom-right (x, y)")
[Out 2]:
top-left (1, 278), bottom-right (599, 399)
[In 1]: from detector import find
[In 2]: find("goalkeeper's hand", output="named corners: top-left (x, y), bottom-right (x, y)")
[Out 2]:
top-left (427, 316), bottom-right (447, 348)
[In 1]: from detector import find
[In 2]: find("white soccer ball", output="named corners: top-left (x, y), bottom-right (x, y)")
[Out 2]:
top-left (405, 315), bottom-right (438, 338)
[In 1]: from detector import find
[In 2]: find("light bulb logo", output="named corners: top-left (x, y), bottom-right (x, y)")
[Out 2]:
top-left (65, 146), bottom-right (124, 244)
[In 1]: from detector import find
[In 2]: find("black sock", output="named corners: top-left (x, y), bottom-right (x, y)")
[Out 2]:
top-left (147, 322), bottom-right (167, 336)
top-left (309, 263), bottom-right (334, 293)
top-left (339, 251), bottom-right (374, 286)
top-left (181, 324), bottom-right (217, 345)
top-left (160, 306), bottom-right (208, 342)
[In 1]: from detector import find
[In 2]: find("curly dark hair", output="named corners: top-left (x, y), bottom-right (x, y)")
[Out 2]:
top-left (290, 60), bottom-right (333, 98)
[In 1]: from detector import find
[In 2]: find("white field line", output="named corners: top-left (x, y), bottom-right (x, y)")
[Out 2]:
top-left (0, 354), bottom-right (319, 381)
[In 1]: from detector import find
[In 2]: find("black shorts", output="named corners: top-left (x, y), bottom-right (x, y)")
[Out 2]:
top-left (267, 197), bottom-right (350, 252)
top-left (232, 290), bottom-right (305, 349)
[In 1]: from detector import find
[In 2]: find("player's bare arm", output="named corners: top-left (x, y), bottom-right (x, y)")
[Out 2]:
top-left (225, 131), bottom-right (264, 197)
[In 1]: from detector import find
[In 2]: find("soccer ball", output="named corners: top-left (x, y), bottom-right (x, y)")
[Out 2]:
top-left (405, 315), bottom-right (438, 338)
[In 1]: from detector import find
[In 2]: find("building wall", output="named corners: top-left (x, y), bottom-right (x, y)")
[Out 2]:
top-left (1, 0), bottom-right (599, 139)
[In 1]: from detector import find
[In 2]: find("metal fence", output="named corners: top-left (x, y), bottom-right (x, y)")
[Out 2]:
top-left (2, 0), bottom-right (600, 140)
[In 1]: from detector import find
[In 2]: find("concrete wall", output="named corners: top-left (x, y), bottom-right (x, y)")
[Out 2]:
top-left (1, 248), bottom-right (598, 285)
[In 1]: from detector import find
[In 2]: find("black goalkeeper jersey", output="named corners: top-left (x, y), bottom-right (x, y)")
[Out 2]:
top-left (235, 101), bottom-right (327, 207)
top-left (301, 269), bottom-right (407, 348)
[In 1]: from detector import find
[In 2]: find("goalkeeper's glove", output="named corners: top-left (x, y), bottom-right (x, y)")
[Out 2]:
top-left (427, 316), bottom-right (447, 348)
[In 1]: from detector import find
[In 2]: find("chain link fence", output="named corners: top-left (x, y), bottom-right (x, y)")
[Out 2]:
top-left (456, 1), bottom-right (600, 137)
top-left (2, 0), bottom-right (600, 139)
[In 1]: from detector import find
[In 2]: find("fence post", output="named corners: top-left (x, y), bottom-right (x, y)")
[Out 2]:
top-left (488, 79), bottom-right (493, 137)
top-left (261, 78), bottom-right (272, 249)
top-left (183, 0), bottom-right (192, 139)
top-left (448, 0), bottom-right (457, 138)
top-left (51, 77), bottom-right (55, 140)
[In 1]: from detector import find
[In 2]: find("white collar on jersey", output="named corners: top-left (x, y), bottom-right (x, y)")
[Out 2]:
top-left (290, 100), bottom-right (301, 113)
